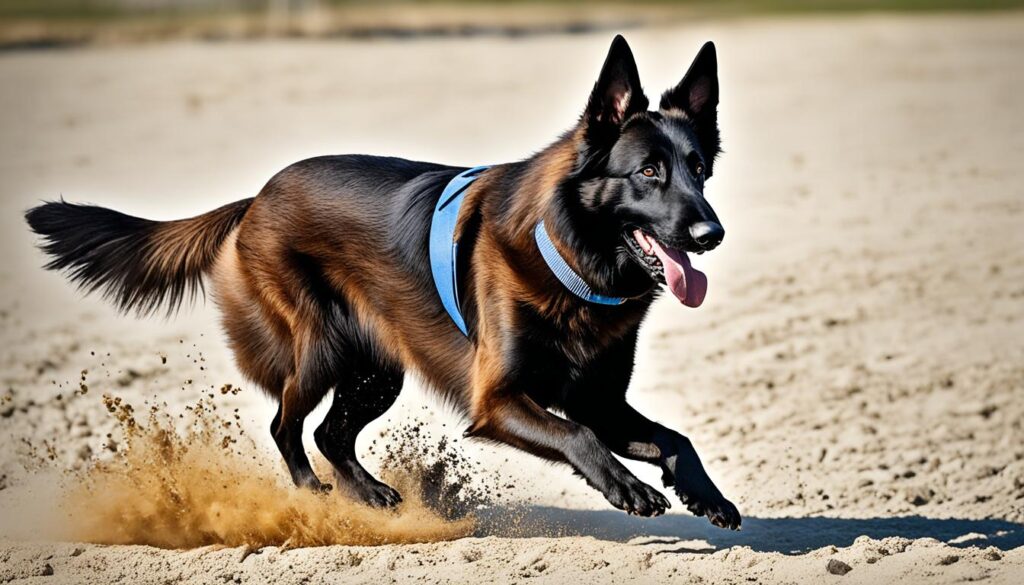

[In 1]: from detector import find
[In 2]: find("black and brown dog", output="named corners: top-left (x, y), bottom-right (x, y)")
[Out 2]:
top-left (25, 36), bottom-right (740, 529)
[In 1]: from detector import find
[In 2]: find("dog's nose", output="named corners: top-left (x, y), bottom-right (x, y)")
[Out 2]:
top-left (690, 221), bottom-right (725, 251)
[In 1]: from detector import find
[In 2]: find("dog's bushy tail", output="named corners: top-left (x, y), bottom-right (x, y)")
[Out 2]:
top-left (25, 198), bottom-right (254, 316)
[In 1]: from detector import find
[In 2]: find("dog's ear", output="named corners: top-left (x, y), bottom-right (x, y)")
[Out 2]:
top-left (660, 41), bottom-right (720, 172)
top-left (582, 35), bottom-right (648, 143)
top-left (661, 41), bottom-right (718, 118)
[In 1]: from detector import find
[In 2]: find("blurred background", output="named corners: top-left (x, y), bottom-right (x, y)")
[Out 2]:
top-left (3, 0), bottom-right (1024, 48)
top-left (1, 0), bottom-right (1022, 575)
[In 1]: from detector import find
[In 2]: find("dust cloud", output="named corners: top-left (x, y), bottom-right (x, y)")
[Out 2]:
top-left (62, 396), bottom-right (476, 549)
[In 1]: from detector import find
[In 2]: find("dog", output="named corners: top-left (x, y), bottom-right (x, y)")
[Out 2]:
top-left (25, 36), bottom-right (740, 529)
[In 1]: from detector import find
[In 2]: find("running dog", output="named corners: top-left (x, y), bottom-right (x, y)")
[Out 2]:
top-left (26, 36), bottom-right (740, 529)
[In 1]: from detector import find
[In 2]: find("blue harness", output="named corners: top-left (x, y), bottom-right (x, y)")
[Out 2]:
top-left (429, 166), bottom-right (626, 336)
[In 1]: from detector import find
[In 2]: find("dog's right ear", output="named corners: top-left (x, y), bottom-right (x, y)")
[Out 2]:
top-left (581, 35), bottom-right (649, 145)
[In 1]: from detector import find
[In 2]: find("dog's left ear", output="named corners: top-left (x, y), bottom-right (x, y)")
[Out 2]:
top-left (582, 35), bottom-right (649, 144)
top-left (661, 41), bottom-right (718, 119)
top-left (661, 42), bottom-right (721, 172)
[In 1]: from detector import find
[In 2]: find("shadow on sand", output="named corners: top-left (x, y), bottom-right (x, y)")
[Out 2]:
top-left (474, 506), bottom-right (1024, 554)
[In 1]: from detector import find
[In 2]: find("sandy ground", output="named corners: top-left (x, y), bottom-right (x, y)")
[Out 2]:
top-left (1, 11), bottom-right (1023, 584)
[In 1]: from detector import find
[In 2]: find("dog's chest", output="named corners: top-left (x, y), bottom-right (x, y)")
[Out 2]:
top-left (527, 301), bottom-right (646, 369)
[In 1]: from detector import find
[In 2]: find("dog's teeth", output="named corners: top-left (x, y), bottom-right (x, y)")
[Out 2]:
top-left (632, 228), bottom-right (654, 255)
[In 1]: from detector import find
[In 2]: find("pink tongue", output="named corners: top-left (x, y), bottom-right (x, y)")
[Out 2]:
top-left (649, 239), bottom-right (708, 307)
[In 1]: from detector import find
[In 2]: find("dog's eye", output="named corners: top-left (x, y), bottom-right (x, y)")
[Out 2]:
top-left (640, 166), bottom-right (657, 178)
top-left (694, 162), bottom-right (705, 176)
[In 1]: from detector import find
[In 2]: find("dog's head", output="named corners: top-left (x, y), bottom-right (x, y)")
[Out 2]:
top-left (566, 36), bottom-right (723, 306)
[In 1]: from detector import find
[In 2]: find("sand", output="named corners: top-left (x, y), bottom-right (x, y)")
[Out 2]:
top-left (0, 11), bottom-right (1022, 584)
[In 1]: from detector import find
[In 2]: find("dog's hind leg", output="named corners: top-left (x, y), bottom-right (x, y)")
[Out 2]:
top-left (272, 368), bottom-right (333, 491)
top-left (313, 364), bottom-right (404, 507)
top-left (271, 325), bottom-right (342, 492)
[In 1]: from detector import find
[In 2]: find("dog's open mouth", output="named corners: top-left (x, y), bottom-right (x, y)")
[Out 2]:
top-left (623, 229), bottom-right (707, 307)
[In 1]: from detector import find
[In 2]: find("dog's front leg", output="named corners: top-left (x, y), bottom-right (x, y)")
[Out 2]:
top-left (567, 401), bottom-right (741, 529)
top-left (562, 334), bottom-right (741, 530)
top-left (465, 391), bottom-right (669, 517)
top-left (658, 429), bottom-right (741, 529)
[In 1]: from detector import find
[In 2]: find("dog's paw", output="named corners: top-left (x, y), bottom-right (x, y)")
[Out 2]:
top-left (295, 472), bottom-right (332, 494)
top-left (674, 483), bottom-right (741, 530)
top-left (602, 472), bottom-right (671, 517)
top-left (337, 473), bottom-right (403, 508)
top-left (361, 482), bottom-right (403, 508)
top-left (658, 433), bottom-right (742, 530)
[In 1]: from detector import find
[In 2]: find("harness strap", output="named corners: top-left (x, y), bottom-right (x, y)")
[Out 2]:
top-left (429, 166), bottom-right (489, 336)
top-left (429, 166), bottom-right (626, 337)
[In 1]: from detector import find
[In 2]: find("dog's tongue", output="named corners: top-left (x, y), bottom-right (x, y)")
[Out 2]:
top-left (648, 239), bottom-right (707, 307)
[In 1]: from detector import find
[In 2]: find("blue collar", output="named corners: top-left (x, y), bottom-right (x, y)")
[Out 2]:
top-left (533, 221), bottom-right (626, 306)
top-left (429, 166), bottom-right (625, 337)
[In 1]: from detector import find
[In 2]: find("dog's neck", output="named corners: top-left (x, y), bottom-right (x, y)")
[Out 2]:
top-left (532, 219), bottom-right (626, 305)
top-left (545, 186), bottom-right (655, 300)
top-left (477, 131), bottom-right (657, 303)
